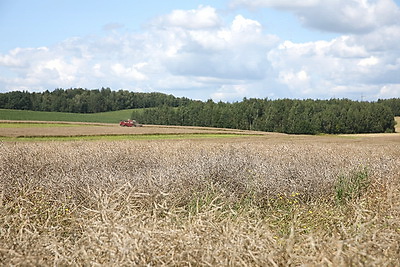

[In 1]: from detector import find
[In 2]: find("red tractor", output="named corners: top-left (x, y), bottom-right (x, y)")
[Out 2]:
top-left (119, 119), bottom-right (142, 127)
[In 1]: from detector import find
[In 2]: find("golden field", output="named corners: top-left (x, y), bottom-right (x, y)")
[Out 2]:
top-left (0, 123), bottom-right (399, 266)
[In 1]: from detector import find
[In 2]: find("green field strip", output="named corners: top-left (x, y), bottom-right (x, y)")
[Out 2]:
top-left (0, 133), bottom-right (252, 142)
top-left (0, 109), bottom-right (140, 123)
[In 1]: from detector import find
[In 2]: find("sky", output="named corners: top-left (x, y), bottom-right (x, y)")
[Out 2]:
top-left (1, 0), bottom-right (400, 101)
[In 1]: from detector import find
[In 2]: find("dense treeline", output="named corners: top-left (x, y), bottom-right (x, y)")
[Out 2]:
top-left (0, 88), bottom-right (190, 113)
top-left (132, 98), bottom-right (396, 134)
top-left (0, 88), bottom-right (398, 134)
top-left (377, 98), bottom-right (400, 116)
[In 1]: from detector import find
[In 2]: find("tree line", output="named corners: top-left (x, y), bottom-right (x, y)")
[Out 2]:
top-left (377, 98), bottom-right (400, 116)
top-left (0, 88), bottom-right (191, 113)
top-left (132, 98), bottom-right (397, 134)
top-left (0, 88), bottom-right (398, 134)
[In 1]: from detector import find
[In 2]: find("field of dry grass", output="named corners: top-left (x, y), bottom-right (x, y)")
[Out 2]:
top-left (0, 121), bottom-right (269, 138)
top-left (1, 132), bottom-right (399, 266)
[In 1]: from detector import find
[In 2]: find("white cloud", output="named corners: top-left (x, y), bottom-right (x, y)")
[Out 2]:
top-left (231, 14), bottom-right (262, 33)
top-left (358, 56), bottom-right (379, 67)
top-left (279, 69), bottom-right (311, 94)
top-left (378, 84), bottom-right (400, 98)
top-left (268, 25), bottom-right (400, 99)
top-left (111, 63), bottom-right (148, 81)
top-left (353, 25), bottom-right (400, 51)
top-left (328, 36), bottom-right (368, 58)
top-left (233, 0), bottom-right (400, 34)
top-left (152, 6), bottom-right (221, 29)
top-left (211, 84), bottom-right (249, 101)
top-left (163, 14), bottom-right (279, 80)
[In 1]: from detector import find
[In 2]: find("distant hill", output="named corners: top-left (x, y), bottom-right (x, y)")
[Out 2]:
top-left (0, 108), bottom-right (141, 124)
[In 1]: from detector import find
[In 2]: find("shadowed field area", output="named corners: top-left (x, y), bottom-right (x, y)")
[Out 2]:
top-left (1, 133), bottom-right (399, 266)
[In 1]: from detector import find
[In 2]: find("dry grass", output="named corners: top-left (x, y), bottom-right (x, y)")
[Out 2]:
top-left (0, 121), bottom-right (268, 138)
top-left (1, 135), bottom-right (399, 266)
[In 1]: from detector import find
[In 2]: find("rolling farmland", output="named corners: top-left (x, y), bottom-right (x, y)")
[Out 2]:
top-left (0, 121), bottom-right (269, 141)
top-left (0, 115), bottom-right (399, 265)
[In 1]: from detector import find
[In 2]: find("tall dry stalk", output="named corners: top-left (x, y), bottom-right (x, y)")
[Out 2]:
top-left (0, 137), bottom-right (399, 266)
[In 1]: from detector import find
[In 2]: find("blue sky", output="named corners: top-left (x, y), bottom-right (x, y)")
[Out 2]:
top-left (1, 0), bottom-right (399, 101)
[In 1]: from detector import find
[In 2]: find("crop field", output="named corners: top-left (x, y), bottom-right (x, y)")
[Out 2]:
top-left (1, 122), bottom-right (399, 266)
top-left (1, 117), bottom-right (398, 140)
top-left (0, 121), bottom-right (269, 141)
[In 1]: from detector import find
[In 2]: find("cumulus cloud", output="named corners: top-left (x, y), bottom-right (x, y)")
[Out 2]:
top-left (111, 63), bottom-right (148, 81)
top-left (357, 56), bottom-right (379, 67)
top-left (152, 5), bottom-right (221, 29)
top-left (232, 0), bottom-right (400, 34)
top-left (278, 69), bottom-right (311, 94)
top-left (267, 26), bottom-right (400, 99)
top-left (165, 14), bottom-right (279, 81)
top-left (353, 24), bottom-right (400, 51)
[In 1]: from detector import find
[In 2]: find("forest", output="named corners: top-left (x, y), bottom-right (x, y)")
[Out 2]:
top-left (131, 98), bottom-right (397, 134)
top-left (0, 88), bottom-right (191, 113)
top-left (0, 88), bottom-right (398, 134)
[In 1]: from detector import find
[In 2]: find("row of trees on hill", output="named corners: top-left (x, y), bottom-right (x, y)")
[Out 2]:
top-left (131, 98), bottom-right (396, 134)
top-left (0, 88), bottom-right (190, 113)
top-left (377, 98), bottom-right (400, 116)
top-left (0, 88), bottom-right (398, 134)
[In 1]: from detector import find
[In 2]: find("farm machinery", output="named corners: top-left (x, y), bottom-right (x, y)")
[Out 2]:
top-left (119, 119), bottom-right (143, 127)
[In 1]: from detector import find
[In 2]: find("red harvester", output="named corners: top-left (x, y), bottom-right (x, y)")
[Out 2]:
top-left (119, 120), bottom-right (143, 127)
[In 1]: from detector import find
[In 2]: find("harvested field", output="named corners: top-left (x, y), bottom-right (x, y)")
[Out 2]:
top-left (1, 133), bottom-right (399, 266)
top-left (0, 121), bottom-right (269, 138)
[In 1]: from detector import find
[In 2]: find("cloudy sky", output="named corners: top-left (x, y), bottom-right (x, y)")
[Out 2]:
top-left (1, 0), bottom-right (399, 101)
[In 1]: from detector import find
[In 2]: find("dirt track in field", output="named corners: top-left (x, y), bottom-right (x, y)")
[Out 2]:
top-left (0, 120), bottom-right (275, 138)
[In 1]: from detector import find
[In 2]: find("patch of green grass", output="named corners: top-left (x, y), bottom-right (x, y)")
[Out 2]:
top-left (0, 133), bottom-right (248, 142)
top-left (0, 109), bottom-right (142, 123)
top-left (334, 167), bottom-right (370, 204)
